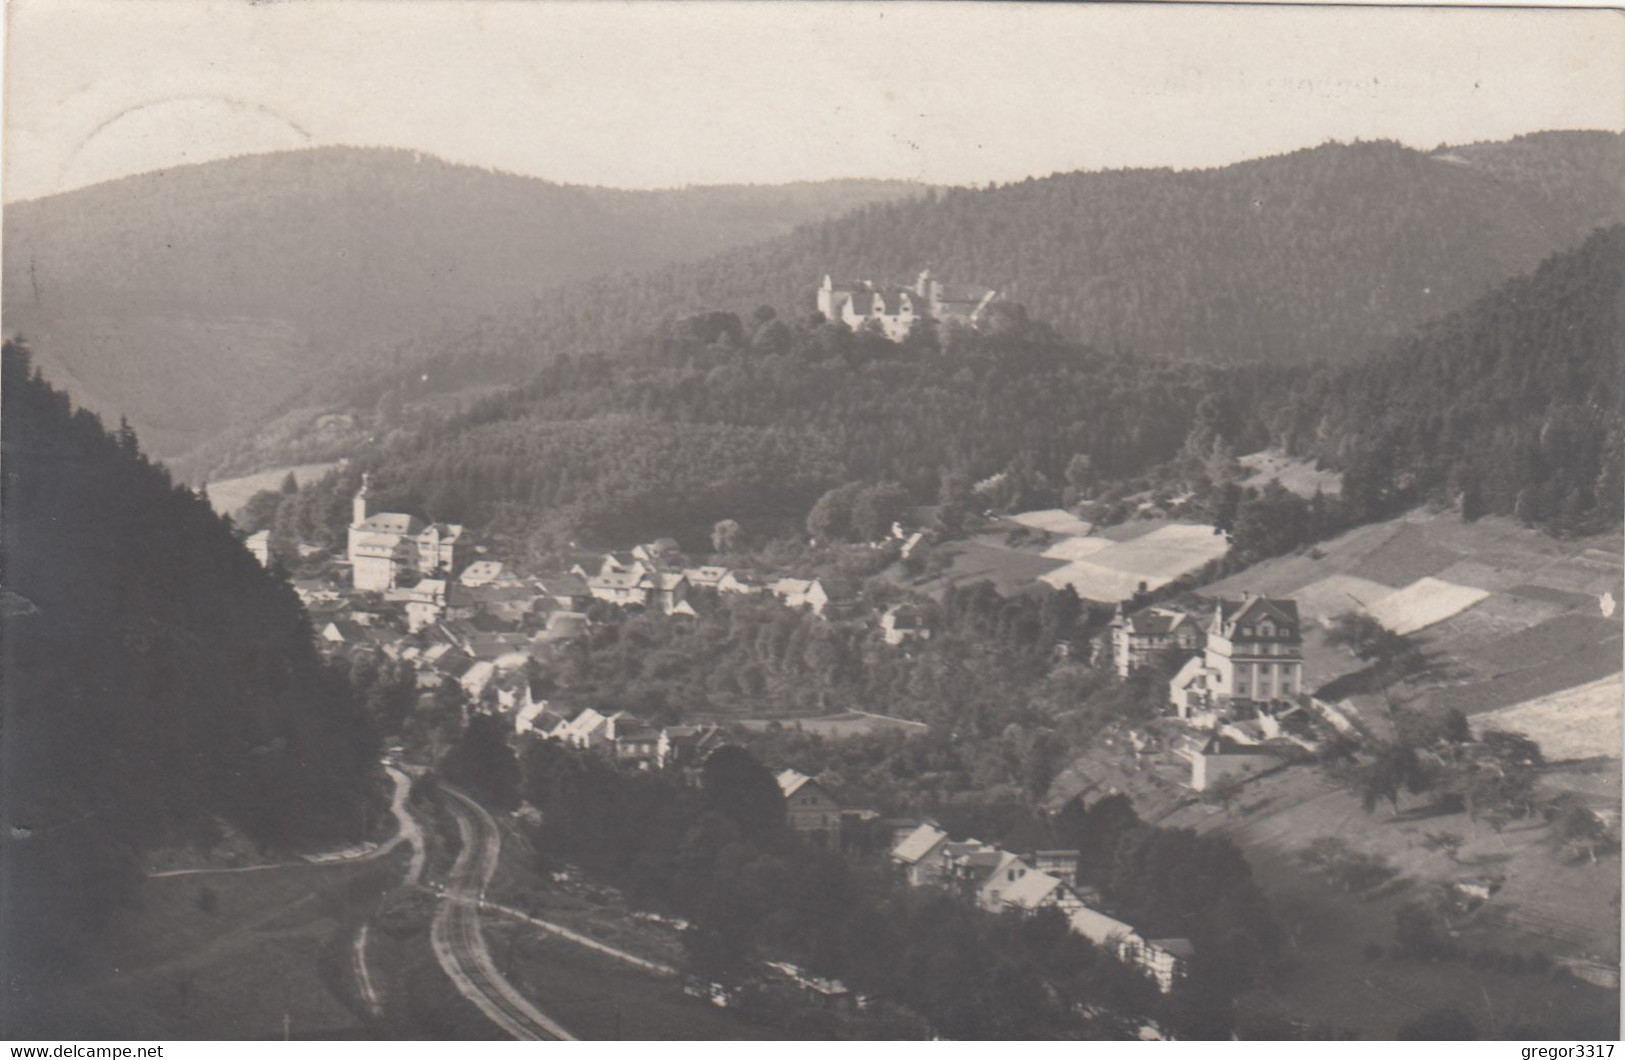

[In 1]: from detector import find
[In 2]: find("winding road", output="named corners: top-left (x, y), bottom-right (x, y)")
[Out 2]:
top-left (428, 785), bottom-right (575, 1041)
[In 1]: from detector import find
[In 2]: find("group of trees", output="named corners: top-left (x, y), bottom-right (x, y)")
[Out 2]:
top-left (1267, 224), bottom-right (1625, 536)
top-left (1327, 696), bottom-right (1548, 831)
top-left (301, 133), bottom-right (1621, 424)
top-left (482, 734), bottom-right (1277, 1039)
top-left (256, 224), bottom-right (1622, 588)
top-left (1, 342), bottom-right (377, 979)
top-left (276, 307), bottom-right (1281, 554)
top-left (536, 581), bottom-right (1141, 814)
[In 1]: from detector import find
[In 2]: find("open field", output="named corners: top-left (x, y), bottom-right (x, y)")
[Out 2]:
top-left (489, 925), bottom-right (775, 1040)
top-left (1008, 508), bottom-right (1095, 536)
top-left (207, 461), bottom-right (341, 517)
top-left (482, 814), bottom-right (778, 1039)
top-left (1207, 510), bottom-right (1623, 745)
top-left (735, 710), bottom-right (929, 739)
top-left (1364, 576), bottom-right (1490, 636)
top-left (1164, 766), bottom-right (1620, 1038)
top-left (1041, 536), bottom-right (1116, 561)
top-left (1240, 449), bottom-right (1344, 498)
top-left (1040, 521), bottom-right (1229, 601)
top-left (1472, 676), bottom-right (1625, 763)
top-left (920, 534), bottom-right (1067, 595)
top-left (1292, 574), bottom-right (1395, 625)
top-left (9, 853), bottom-right (402, 1038)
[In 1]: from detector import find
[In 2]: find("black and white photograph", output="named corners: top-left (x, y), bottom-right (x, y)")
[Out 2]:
top-left (2, 0), bottom-right (1622, 1043)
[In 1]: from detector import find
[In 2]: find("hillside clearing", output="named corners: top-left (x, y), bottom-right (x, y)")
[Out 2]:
top-left (1239, 449), bottom-right (1344, 497)
top-left (1470, 677), bottom-right (1624, 762)
top-left (1040, 522), bottom-right (1228, 600)
top-left (208, 461), bottom-right (341, 517)
top-left (1364, 576), bottom-right (1491, 636)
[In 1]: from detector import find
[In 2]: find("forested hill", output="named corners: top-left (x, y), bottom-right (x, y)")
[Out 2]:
top-left (0, 341), bottom-right (376, 981)
top-left (264, 225), bottom-right (1623, 558)
top-left (1, 146), bottom-right (923, 458)
top-left (1272, 222), bottom-right (1625, 534)
top-left (362, 130), bottom-right (1623, 405)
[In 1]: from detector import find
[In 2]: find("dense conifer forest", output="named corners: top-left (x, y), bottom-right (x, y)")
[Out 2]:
top-left (0, 342), bottom-right (377, 979)
top-left (261, 224), bottom-right (1623, 558)
top-left (168, 132), bottom-right (1622, 480)
top-left (341, 132), bottom-right (1624, 402)
top-left (1271, 223), bottom-right (1625, 534)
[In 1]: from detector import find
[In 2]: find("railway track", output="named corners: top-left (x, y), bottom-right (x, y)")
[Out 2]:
top-left (428, 786), bottom-right (575, 1041)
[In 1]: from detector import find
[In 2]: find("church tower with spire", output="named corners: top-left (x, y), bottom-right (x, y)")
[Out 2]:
top-left (352, 472), bottom-right (371, 529)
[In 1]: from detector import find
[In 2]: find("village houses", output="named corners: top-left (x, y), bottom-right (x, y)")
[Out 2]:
top-left (888, 822), bottom-right (1189, 992)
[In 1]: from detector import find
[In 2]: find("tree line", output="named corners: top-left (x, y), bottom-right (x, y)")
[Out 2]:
top-left (0, 341), bottom-right (378, 985)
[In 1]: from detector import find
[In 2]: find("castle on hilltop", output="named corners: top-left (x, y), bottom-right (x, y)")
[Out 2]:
top-left (817, 270), bottom-right (997, 341)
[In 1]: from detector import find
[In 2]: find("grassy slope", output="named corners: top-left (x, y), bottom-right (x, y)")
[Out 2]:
top-left (8, 857), bottom-right (402, 1039)
top-left (1171, 766), bottom-right (1620, 1037)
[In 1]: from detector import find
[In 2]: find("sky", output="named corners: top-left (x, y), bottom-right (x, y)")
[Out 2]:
top-left (3, 0), bottom-right (1623, 202)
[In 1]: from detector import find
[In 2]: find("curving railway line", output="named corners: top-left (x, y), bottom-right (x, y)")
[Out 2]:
top-left (428, 785), bottom-right (575, 1041)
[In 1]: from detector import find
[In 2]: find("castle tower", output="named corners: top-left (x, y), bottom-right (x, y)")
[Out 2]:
top-left (352, 473), bottom-right (371, 529)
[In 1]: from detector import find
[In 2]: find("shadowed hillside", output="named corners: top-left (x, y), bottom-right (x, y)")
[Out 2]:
top-left (1, 147), bottom-right (924, 457)
top-left (0, 341), bottom-right (377, 999)
top-left (362, 131), bottom-right (1624, 402)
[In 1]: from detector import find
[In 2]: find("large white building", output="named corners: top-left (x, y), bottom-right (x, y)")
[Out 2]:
top-left (817, 270), bottom-right (997, 341)
top-left (346, 475), bottom-right (464, 591)
top-left (1170, 594), bottom-right (1303, 720)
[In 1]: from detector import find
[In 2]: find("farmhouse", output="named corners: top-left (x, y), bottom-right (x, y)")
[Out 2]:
top-left (683, 566), bottom-right (731, 592)
top-left (881, 603), bottom-right (930, 645)
top-left (778, 769), bottom-right (843, 847)
top-left (459, 560), bottom-right (505, 587)
top-left (656, 724), bottom-right (723, 770)
top-left (890, 823), bottom-right (951, 887)
top-left (1067, 906), bottom-right (1190, 993)
top-left (1175, 732), bottom-right (1282, 792)
top-left (998, 869), bottom-right (1087, 915)
top-left (770, 577), bottom-right (828, 614)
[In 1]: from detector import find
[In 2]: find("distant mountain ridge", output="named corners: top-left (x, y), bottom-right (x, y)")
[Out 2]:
top-left (9, 132), bottom-right (1623, 479)
top-left (2, 145), bottom-right (926, 456)
top-left (394, 130), bottom-right (1624, 379)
